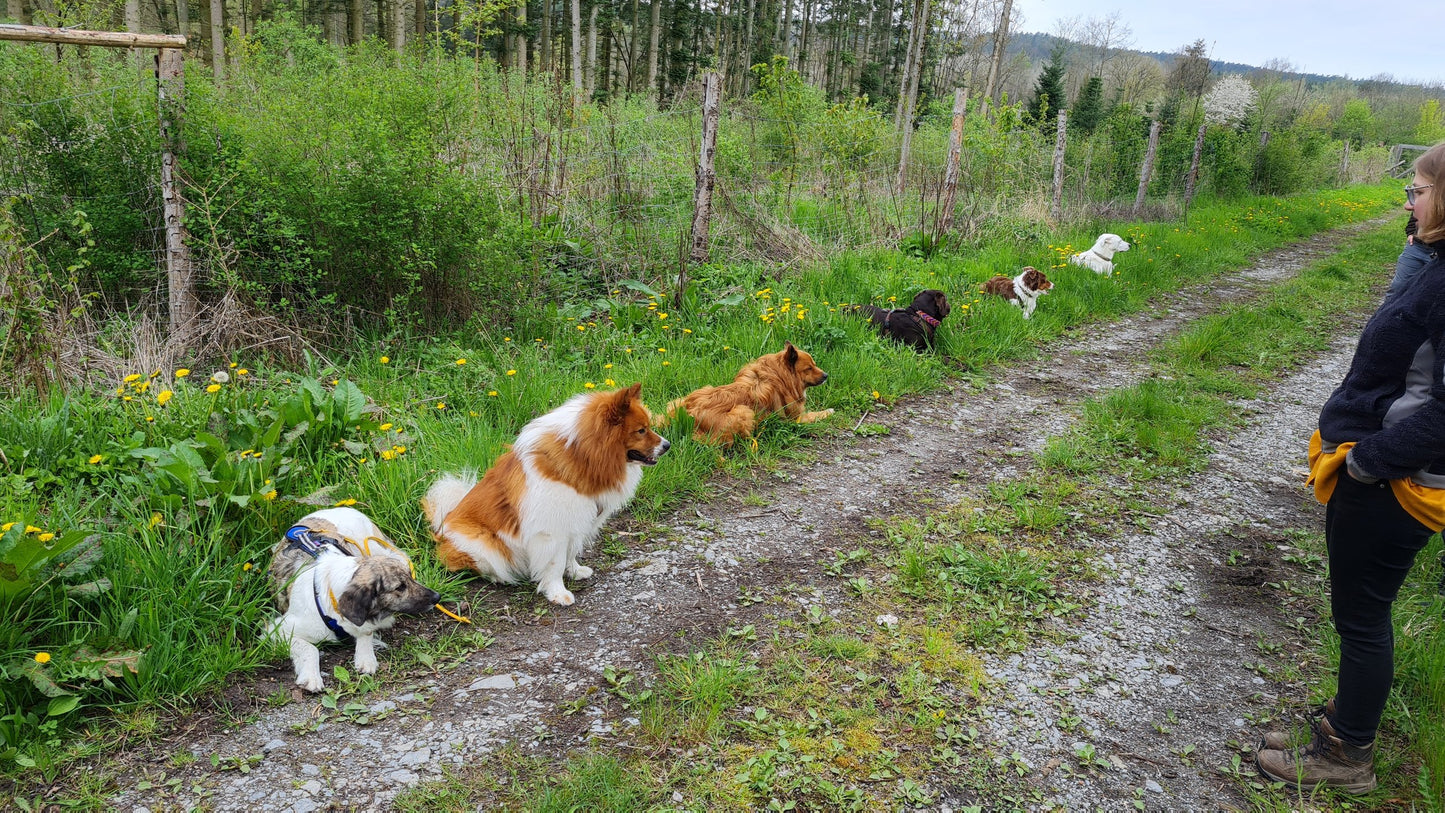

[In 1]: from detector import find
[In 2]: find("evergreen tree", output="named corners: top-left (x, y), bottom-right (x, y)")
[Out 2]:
top-left (1027, 44), bottom-right (1067, 129)
top-left (1070, 76), bottom-right (1104, 135)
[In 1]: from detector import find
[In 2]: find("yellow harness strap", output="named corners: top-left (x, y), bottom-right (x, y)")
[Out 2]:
top-left (333, 532), bottom-right (472, 625)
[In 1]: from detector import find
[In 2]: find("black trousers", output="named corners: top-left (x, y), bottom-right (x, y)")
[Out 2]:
top-left (1324, 471), bottom-right (1434, 747)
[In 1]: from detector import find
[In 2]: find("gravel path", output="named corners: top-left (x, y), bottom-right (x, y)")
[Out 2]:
top-left (99, 219), bottom-right (1386, 812)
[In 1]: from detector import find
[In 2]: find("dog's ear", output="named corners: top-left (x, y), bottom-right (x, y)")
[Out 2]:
top-left (605, 383), bottom-right (643, 425)
top-left (337, 574), bottom-right (380, 626)
top-left (783, 342), bottom-right (798, 366)
top-left (936, 292), bottom-right (951, 318)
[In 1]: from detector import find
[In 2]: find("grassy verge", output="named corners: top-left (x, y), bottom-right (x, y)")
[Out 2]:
top-left (391, 217), bottom-right (1443, 810)
top-left (0, 185), bottom-right (1398, 779)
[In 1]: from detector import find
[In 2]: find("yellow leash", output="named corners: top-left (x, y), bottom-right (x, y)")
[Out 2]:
top-left (340, 533), bottom-right (472, 625)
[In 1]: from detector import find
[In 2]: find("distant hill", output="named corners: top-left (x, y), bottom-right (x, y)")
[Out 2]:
top-left (1008, 30), bottom-right (1355, 86)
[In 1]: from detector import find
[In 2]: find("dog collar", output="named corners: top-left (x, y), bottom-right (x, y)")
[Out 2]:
top-left (914, 310), bottom-right (941, 328)
top-left (312, 570), bottom-right (354, 642)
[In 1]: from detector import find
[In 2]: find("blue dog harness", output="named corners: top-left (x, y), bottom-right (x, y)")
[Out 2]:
top-left (283, 525), bottom-right (354, 642)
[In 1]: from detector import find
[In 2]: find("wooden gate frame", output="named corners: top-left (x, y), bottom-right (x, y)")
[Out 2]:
top-left (0, 23), bottom-right (195, 331)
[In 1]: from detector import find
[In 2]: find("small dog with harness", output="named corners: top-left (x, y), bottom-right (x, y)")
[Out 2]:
top-left (853, 289), bottom-right (952, 351)
top-left (266, 507), bottom-right (439, 692)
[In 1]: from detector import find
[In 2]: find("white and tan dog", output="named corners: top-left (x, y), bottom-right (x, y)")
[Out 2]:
top-left (266, 507), bottom-right (439, 692)
top-left (1069, 233), bottom-right (1131, 276)
top-left (981, 266), bottom-right (1054, 319)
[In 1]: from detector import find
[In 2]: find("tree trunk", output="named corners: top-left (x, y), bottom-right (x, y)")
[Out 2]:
top-left (569, 0), bottom-right (582, 92)
top-left (798, 0), bottom-right (810, 77)
top-left (982, 0), bottom-right (1013, 109)
top-left (175, 0), bottom-right (189, 38)
top-left (516, 0), bottom-right (528, 71)
top-left (779, 0), bottom-right (792, 61)
top-left (1133, 119), bottom-right (1162, 219)
top-left (6, 0), bottom-right (26, 23)
top-left (390, 0), bottom-right (406, 49)
top-left (895, 0), bottom-right (928, 131)
top-left (585, 3), bottom-right (598, 95)
top-left (740, 0), bottom-right (754, 93)
top-left (415, 0), bottom-right (426, 42)
top-left (541, 0), bottom-right (552, 73)
top-left (208, 0), bottom-right (224, 79)
top-left (1050, 110), bottom-right (1067, 220)
top-left (627, 0), bottom-right (638, 91)
top-left (349, 0), bottom-right (364, 43)
top-left (647, 0), bottom-right (659, 91)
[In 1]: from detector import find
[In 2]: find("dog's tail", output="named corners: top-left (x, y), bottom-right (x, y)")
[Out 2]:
top-left (421, 472), bottom-right (478, 534)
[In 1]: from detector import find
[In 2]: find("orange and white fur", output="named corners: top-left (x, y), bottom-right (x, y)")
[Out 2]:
top-left (663, 342), bottom-right (833, 444)
top-left (423, 384), bottom-right (669, 606)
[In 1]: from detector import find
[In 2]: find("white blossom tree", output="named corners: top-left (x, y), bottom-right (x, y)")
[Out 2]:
top-left (1204, 74), bottom-right (1258, 126)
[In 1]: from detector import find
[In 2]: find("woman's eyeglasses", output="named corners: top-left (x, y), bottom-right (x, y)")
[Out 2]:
top-left (1406, 183), bottom-right (1434, 205)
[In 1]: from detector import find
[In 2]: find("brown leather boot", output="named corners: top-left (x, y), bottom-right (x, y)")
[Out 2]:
top-left (1258, 698), bottom-right (1335, 750)
top-left (1256, 713), bottom-right (1376, 795)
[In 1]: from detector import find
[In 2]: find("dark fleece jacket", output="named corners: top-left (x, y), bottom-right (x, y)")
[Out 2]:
top-left (1319, 242), bottom-right (1445, 482)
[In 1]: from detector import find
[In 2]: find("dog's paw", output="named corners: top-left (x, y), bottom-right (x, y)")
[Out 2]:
top-left (356, 652), bottom-right (379, 675)
top-left (545, 587), bottom-right (576, 606)
top-left (567, 564), bottom-right (594, 580)
top-left (298, 673), bottom-right (324, 693)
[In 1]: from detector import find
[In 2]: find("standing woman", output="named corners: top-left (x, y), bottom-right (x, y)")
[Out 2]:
top-left (1257, 141), bottom-right (1445, 794)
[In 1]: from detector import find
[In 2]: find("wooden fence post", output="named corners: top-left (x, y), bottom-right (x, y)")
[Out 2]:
top-left (1184, 122), bottom-right (1207, 208)
top-left (157, 47), bottom-right (196, 331)
top-left (936, 87), bottom-right (967, 236)
top-left (1050, 109), bottom-right (1066, 221)
top-left (682, 72), bottom-right (720, 306)
top-left (1132, 120), bottom-right (1161, 220)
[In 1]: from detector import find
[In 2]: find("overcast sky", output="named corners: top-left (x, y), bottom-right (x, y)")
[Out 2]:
top-left (1013, 0), bottom-right (1444, 85)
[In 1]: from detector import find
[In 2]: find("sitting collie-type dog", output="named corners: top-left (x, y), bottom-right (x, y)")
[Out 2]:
top-left (424, 384), bottom-right (670, 606)
top-left (853, 289), bottom-right (951, 351)
top-left (663, 342), bottom-right (834, 444)
top-left (1068, 233), bottom-right (1131, 276)
top-left (267, 507), bottom-right (440, 692)
top-left (981, 266), bottom-right (1053, 319)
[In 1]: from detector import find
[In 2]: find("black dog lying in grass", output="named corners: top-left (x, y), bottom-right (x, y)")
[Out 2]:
top-left (852, 289), bottom-right (951, 351)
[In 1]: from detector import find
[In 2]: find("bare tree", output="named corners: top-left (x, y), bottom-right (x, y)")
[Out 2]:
top-left (981, 0), bottom-right (1015, 108)
top-left (1108, 50), bottom-right (1163, 109)
top-left (647, 0), bottom-right (660, 90)
top-left (570, 0), bottom-right (582, 91)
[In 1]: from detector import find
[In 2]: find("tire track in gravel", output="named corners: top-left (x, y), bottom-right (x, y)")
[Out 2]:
top-left (103, 217), bottom-right (1388, 812)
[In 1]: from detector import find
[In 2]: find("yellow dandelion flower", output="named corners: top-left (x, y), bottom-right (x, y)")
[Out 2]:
top-left (577, 325), bottom-right (586, 331)
top-left (124, 373), bottom-right (141, 383)
top-left (488, 390), bottom-right (498, 397)
top-left (175, 368), bottom-right (190, 378)
top-left (625, 348), bottom-right (633, 353)
top-left (380, 422), bottom-right (393, 431)
top-left (381, 449), bottom-right (397, 461)
top-left (206, 384), bottom-right (221, 394)
top-left (872, 391), bottom-right (881, 399)
top-left (1, 522), bottom-right (14, 532)
top-left (394, 445), bottom-right (407, 453)
top-left (34, 652), bottom-right (50, 664)
top-left (229, 362), bottom-right (238, 369)
top-left (504, 337), bottom-right (512, 342)
top-left (135, 381), bottom-right (150, 393)
top-left (149, 512), bottom-right (163, 528)
top-left (585, 382), bottom-right (596, 389)
top-left (723, 346), bottom-right (730, 350)
top-left (380, 356), bottom-right (390, 364)
top-left (604, 378), bottom-right (616, 386)
top-left (657, 348), bottom-right (666, 353)
top-left (89, 454), bottom-right (103, 464)
top-left (25, 525), bottom-right (42, 534)
top-left (682, 328), bottom-right (692, 334)
top-left (264, 489), bottom-right (278, 500)
top-left (146, 416), bottom-right (155, 423)
top-left (123, 396), bottom-right (133, 402)
top-left (604, 363), bottom-right (613, 369)
top-left (507, 370), bottom-right (517, 376)
top-left (456, 358), bottom-right (467, 365)
top-left (334, 498), bottom-right (358, 506)
top-left (38, 533), bottom-right (54, 542)
top-left (469, 411), bottom-right (478, 417)
top-left (662, 361), bottom-right (671, 366)
top-left (437, 403), bottom-right (447, 410)
top-left (157, 390), bottom-right (173, 406)
top-left (243, 562), bottom-right (254, 571)
top-left (658, 313), bottom-right (668, 320)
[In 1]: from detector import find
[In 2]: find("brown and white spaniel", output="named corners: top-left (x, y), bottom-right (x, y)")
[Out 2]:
top-left (980, 267), bottom-right (1053, 319)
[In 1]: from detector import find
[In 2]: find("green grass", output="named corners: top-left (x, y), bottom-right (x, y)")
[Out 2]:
top-left (0, 183), bottom-right (1398, 778)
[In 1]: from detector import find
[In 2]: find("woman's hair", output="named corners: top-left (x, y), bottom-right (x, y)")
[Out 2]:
top-left (1414, 141), bottom-right (1445, 242)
